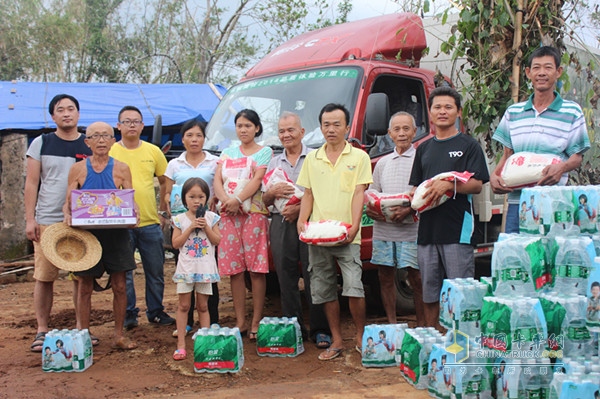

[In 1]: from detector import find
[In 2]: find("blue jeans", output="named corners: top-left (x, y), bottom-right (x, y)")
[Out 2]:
top-left (505, 204), bottom-right (520, 234)
top-left (126, 224), bottom-right (166, 319)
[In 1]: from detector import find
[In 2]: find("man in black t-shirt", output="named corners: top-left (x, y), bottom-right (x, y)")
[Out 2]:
top-left (409, 87), bottom-right (490, 329)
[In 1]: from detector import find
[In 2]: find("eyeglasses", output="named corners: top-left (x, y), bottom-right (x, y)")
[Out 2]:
top-left (86, 134), bottom-right (114, 141)
top-left (119, 119), bottom-right (143, 126)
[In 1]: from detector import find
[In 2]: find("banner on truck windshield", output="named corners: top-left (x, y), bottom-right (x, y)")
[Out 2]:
top-left (230, 68), bottom-right (359, 93)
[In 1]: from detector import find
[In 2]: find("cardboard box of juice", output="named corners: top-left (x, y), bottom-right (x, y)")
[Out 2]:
top-left (71, 189), bottom-right (136, 228)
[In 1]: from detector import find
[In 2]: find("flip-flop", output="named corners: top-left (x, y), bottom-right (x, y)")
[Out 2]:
top-left (248, 331), bottom-right (258, 341)
top-left (355, 345), bottom-right (362, 354)
top-left (173, 348), bottom-right (187, 361)
top-left (112, 337), bottom-right (138, 351)
top-left (318, 347), bottom-right (342, 361)
top-left (30, 332), bottom-right (47, 352)
top-left (315, 333), bottom-right (331, 349)
top-left (90, 335), bottom-right (100, 346)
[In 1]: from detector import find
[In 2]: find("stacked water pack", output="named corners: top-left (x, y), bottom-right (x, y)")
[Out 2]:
top-left (438, 278), bottom-right (489, 337)
top-left (520, 185), bottom-right (600, 237)
top-left (539, 293), bottom-right (592, 357)
top-left (427, 333), bottom-right (460, 399)
top-left (42, 328), bottom-right (93, 372)
top-left (361, 323), bottom-right (407, 368)
top-left (587, 257), bottom-right (600, 331)
top-left (480, 297), bottom-right (547, 353)
top-left (549, 357), bottom-right (600, 398)
top-left (400, 327), bottom-right (444, 389)
top-left (450, 342), bottom-right (493, 399)
top-left (193, 324), bottom-right (244, 373)
top-left (492, 233), bottom-right (552, 297)
top-left (256, 317), bottom-right (304, 357)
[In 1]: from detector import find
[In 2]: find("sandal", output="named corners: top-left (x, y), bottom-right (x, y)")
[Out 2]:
top-left (248, 331), bottom-right (258, 341)
top-left (90, 335), bottom-right (100, 346)
top-left (173, 348), bottom-right (187, 361)
top-left (315, 333), bottom-right (331, 349)
top-left (30, 332), bottom-right (47, 352)
top-left (318, 347), bottom-right (342, 361)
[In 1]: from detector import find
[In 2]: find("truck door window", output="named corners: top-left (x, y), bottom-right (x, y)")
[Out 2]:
top-left (367, 76), bottom-right (428, 158)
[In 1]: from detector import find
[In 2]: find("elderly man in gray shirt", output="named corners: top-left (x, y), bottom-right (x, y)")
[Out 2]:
top-left (262, 111), bottom-right (331, 349)
top-left (366, 112), bottom-right (424, 326)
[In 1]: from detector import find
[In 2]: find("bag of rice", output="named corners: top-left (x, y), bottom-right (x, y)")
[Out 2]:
top-left (299, 220), bottom-right (351, 246)
top-left (500, 152), bottom-right (562, 189)
top-left (217, 157), bottom-right (254, 213)
top-left (365, 190), bottom-right (414, 223)
top-left (262, 167), bottom-right (304, 213)
top-left (411, 171), bottom-right (474, 213)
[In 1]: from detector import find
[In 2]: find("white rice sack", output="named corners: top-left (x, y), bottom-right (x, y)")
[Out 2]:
top-left (299, 220), bottom-right (351, 246)
top-left (365, 190), bottom-right (412, 223)
top-left (218, 177), bottom-right (252, 213)
top-left (273, 182), bottom-right (304, 213)
top-left (501, 152), bottom-right (562, 189)
top-left (411, 171), bottom-right (474, 213)
top-left (262, 168), bottom-right (304, 213)
top-left (218, 157), bottom-right (255, 213)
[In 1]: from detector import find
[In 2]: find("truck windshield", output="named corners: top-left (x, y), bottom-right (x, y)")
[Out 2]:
top-left (205, 67), bottom-right (362, 152)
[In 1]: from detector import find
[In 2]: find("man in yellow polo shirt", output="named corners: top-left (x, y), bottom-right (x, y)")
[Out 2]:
top-left (297, 103), bottom-right (373, 361)
top-left (110, 105), bottom-right (175, 329)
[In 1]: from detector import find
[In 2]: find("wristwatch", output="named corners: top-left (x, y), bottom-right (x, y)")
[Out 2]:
top-left (158, 211), bottom-right (169, 218)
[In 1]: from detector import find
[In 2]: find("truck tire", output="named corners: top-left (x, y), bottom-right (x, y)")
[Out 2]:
top-left (394, 268), bottom-right (415, 316)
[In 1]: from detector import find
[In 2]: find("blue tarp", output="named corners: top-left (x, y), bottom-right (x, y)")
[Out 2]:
top-left (0, 81), bottom-right (227, 132)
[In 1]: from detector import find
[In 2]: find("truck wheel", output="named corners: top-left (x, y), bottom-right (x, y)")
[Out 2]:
top-left (395, 268), bottom-right (415, 316)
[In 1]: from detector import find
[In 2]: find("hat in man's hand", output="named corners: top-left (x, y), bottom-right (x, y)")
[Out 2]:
top-left (40, 223), bottom-right (102, 272)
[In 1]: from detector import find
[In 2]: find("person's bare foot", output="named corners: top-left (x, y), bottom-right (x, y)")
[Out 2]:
top-left (112, 336), bottom-right (137, 350)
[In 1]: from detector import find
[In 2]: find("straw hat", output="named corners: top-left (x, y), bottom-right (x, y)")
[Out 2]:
top-left (40, 223), bottom-right (102, 272)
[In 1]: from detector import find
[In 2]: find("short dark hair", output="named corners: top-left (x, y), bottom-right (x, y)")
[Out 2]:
top-left (118, 105), bottom-right (143, 121)
top-left (592, 281), bottom-right (600, 289)
top-left (428, 87), bottom-right (461, 110)
top-left (528, 46), bottom-right (561, 68)
top-left (49, 94), bottom-right (79, 115)
top-left (235, 109), bottom-right (263, 137)
top-left (180, 119), bottom-right (208, 139)
top-left (319, 103), bottom-right (350, 125)
top-left (181, 177), bottom-right (210, 209)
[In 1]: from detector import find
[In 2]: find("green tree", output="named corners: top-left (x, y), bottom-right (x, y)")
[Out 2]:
top-left (1, 0), bottom-right (351, 84)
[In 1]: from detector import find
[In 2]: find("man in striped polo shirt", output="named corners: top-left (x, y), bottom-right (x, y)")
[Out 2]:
top-left (490, 46), bottom-right (590, 233)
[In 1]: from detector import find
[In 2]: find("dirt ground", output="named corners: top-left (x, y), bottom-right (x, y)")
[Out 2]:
top-left (0, 258), bottom-right (432, 399)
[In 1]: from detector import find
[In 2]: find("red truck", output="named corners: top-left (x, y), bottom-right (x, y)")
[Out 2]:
top-left (203, 13), bottom-right (501, 314)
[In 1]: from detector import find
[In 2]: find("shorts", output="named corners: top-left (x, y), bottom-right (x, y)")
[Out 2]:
top-left (177, 281), bottom-right (213, 295)
top-left (418, 243), bottom-right (474, 303)
top-left (371, 240), bottom-right (418, 269)
top-left (218, 213), bottom-right (269, 276)
top-left (75, 229), bottom-right (136, 278)
top-left (308, 244), bottom-right (364, 304)
top-left (33, 225), bottom-right (60, 282)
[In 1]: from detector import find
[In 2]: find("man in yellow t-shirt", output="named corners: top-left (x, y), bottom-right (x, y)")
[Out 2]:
top-left (297, 103), bottom-right (373, 361)
top-left (109, 105), bottom-right (174, 329)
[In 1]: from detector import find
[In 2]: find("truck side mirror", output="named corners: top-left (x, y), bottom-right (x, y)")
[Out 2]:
top-left (365, 93), bottom-right (390, 137)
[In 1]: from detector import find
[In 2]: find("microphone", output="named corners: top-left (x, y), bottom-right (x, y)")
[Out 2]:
top-left (195, 205), bottom-right (206, 234)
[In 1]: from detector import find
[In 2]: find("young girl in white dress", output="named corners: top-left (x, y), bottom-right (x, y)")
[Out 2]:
top-left (171, 177), bottom-right (221, 361)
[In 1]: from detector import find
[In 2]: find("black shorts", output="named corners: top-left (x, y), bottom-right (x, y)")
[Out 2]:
top-left (75, 229), bottom-right (136, 277)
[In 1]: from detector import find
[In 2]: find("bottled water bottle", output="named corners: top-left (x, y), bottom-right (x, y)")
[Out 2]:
top-left (520, 359), bottom-right (542, 399)
top-left (554, 237), bottom-right (593, 296)
top-left (563, 296), bottom-right (591, 359)
top-left (511, 299), bottom-right (541, 351)
top-left (493, 242), bottom-right (533, 297)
